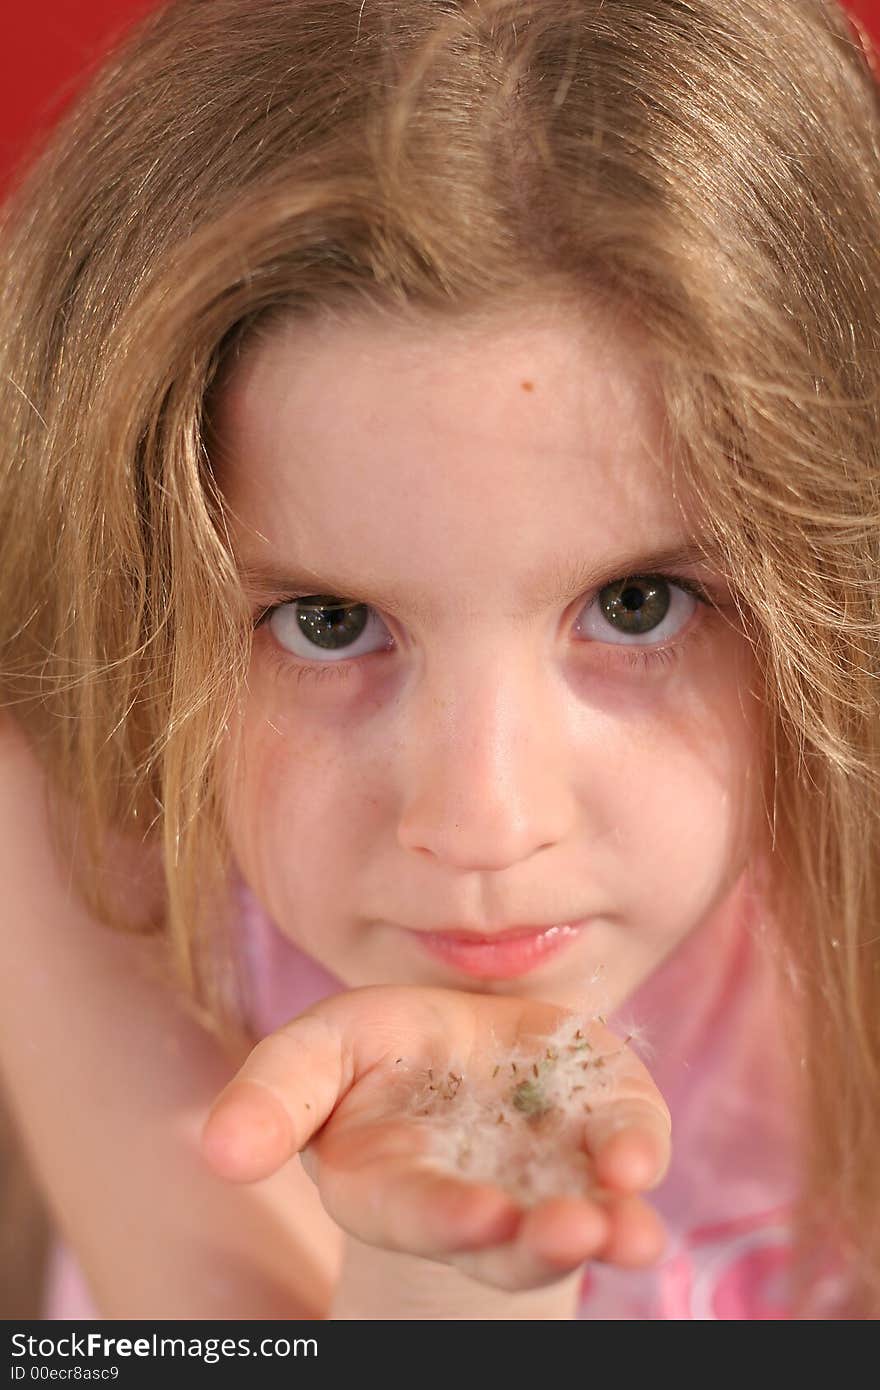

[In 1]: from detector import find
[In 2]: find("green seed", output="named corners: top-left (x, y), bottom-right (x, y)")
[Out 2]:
top-left (511, 1079), bottom-right (552, 1118)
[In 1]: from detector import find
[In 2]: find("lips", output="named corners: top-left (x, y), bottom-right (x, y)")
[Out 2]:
top-left (422, 923), bottom-right (575, 941)
top-left (405, 920), bottom-right (589, 980)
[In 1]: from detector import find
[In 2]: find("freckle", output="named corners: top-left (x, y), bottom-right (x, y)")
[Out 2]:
top-left (521, 380), bottom-right (535, 392)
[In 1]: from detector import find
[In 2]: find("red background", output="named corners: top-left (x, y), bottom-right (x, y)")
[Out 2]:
top-left (1, 0), bottom-right (880, 192)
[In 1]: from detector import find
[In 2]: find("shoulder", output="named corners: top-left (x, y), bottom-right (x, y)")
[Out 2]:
top-left (0, 706), bottom-right (167, 934)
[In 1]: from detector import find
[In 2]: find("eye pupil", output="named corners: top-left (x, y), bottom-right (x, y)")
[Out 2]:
top-left (296, 596), bottom-right (369, 650)
top-left (620, 585), bottom-right (644, 611)
top-left (600, 576), bottom-right (670, 635)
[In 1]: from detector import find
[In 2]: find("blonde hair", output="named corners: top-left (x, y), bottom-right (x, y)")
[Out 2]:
top-left (0, 0), bottom-right (878, 1316)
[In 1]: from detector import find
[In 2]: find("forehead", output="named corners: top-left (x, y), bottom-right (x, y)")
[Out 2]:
top-left (219, 294), bottom-right (658, 414)
top-left (217, 299), bottom-right (664, 458)
top-left (211, 304), bottom-right (695, 612)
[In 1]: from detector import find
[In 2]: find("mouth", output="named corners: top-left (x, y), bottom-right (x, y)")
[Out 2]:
top-left (403, 921), bottom-right (590, 980)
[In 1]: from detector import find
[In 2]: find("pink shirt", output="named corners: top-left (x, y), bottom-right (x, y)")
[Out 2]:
top-left (42, 866), bottom-right (849, 1319)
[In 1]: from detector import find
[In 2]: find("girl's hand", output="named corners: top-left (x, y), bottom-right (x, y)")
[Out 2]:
top-left (200, 986), bottom-right (671, 1294)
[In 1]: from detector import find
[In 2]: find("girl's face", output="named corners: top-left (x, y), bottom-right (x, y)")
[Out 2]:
top-left (214, 303), bottom-right (764, 1013)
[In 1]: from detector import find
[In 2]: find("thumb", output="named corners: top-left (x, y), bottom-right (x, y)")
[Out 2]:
top-left (200, 1010), bottom-right (347, 1184)
top-left (300, 1143), bottom-right (319, 1184)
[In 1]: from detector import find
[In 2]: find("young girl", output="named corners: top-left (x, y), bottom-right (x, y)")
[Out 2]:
top-left (0, 0), bottom-right (878, 1321)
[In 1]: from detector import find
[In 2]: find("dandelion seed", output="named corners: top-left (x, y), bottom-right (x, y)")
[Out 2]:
top-left (441, 1071), bottom-right (463, 1101)
top-left (532, 1062), bottom-right (539, 1078)
top-left (492, 1064), bottom-right (500, 1078)
top-left (511, 1079), bottom-right (552, 1119)
top-left (305, 1102), bottom-right (311, 1109)
top-left (511, 1061), bottom-right (518, 1074)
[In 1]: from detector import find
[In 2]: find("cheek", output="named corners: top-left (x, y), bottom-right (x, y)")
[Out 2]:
top-left (219, 628), bottom-right (763, 926)
top-left (597, 638), bottom-right (763, 914)
top-left (218, 676), bottom-right (383, 894)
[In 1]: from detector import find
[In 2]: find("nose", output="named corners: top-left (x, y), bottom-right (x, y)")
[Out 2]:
top-left (396, 652), bottom-right (576, 872)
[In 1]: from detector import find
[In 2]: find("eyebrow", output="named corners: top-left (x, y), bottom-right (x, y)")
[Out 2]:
top-left (239, 542), bottom-right (721, 622)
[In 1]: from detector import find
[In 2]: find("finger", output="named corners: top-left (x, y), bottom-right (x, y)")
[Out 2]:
top-left (592, 1190), bottom-right (668, 1267)
top-left (584, 1095), bottom-right (672, 1193)
top-left (198, 983), bottom-right (513, 1188)
top-left (449, 1196), bottom-right (611, 1293)
top-left (200, 1011), bottom-right (347, 1183)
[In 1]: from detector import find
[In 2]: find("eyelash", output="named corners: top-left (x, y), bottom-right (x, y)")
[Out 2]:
top-left (254, 573), bottom-right (716, 687)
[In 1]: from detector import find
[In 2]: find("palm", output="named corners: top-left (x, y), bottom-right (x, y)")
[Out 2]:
top-left (297, 989), bottom-right (670, 1286)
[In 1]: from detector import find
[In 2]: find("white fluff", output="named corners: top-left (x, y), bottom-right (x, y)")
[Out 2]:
top-left (401, 1015), bottom-right (642, 1207)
